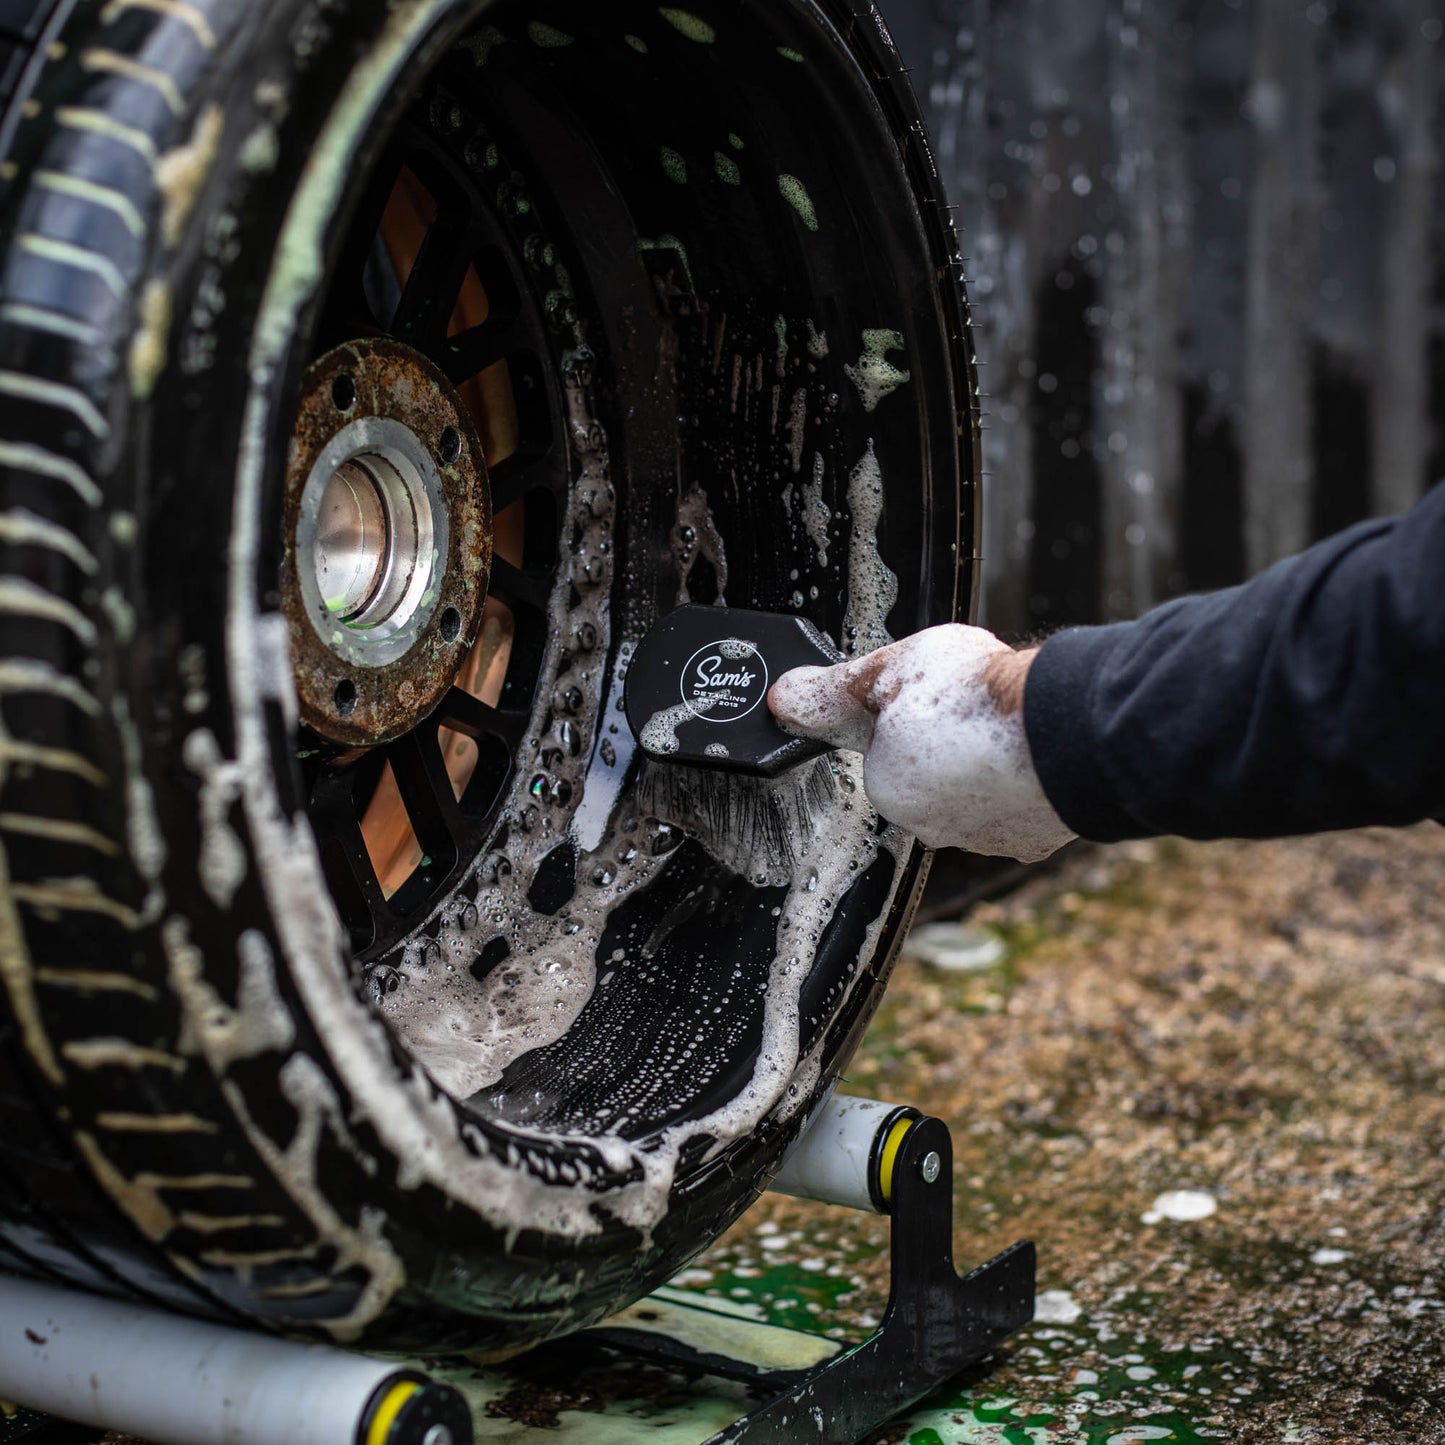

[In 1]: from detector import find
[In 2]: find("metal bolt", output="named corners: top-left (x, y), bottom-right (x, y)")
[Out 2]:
top-left (421, 1427), bottom-right (454, 1445)
top-left (919, 1151), bottom-right (942, 1185)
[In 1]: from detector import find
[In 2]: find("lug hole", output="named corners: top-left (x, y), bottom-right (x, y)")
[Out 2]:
top-left (331, 373), bottom-right (357, 412)
top-left (439, 425), bottom-right (462, 464)
top-left (334, 678), bottom-right (357, 716)
top-left (439, 606), bottom-right (462, 643)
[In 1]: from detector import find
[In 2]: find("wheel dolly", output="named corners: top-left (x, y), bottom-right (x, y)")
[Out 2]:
top-left (0, 1092), bottom-right (1033, 1445)
top-left (586, 1094), bottom-right (1036, 1445)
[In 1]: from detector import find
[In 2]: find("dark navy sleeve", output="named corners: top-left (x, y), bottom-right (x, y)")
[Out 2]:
top-left (1023, 480), bottom-right (1445, 843)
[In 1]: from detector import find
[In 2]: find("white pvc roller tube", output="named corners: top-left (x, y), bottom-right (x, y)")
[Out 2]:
top-left (767, 1092), bottom-right (919, 1213)
top-left (0, 1272), bottom-right (418, 1445)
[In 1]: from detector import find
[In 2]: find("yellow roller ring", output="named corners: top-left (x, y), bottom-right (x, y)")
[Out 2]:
top-left (364, 1379), bottom-right (421, 1445)
top-left (876, 1116), bottom-right (917, 1208)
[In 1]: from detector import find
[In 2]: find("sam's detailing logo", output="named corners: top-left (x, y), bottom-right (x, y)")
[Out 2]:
top-left (681, 638), bottom-right (768, 723)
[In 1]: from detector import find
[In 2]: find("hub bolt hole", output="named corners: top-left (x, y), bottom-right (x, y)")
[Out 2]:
top-left (440, 606), bottom-right (462, 643)
top-left (331, 373), bottom-right (357, 412)
top-left (439, 425), bottom-right (462, 464)
top-left (334, 679), bottom-right (358, 716)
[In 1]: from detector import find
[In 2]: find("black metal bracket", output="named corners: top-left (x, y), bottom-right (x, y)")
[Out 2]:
top-left (590, 1116), bottom-right (1035, 1445)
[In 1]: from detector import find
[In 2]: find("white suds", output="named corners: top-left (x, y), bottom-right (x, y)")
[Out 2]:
top-left (843, 329), bottom-right (911, 412)
top-left (841, 441), bottom-right (897, 655)
top-left (787, 387), bottom-right (807, 473)
top-left (801, 451), bottom-right (831, 568)
top-left (640, 693), bottom-right (722, 755)
top-left (1035, 1288), bottom-right (1084, 1323)
top-left (1142, 1189), bottom-right (1218, 1225)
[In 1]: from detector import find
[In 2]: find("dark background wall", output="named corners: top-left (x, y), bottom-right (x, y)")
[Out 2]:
top-left (875, 0), bottom-right (1444, 638)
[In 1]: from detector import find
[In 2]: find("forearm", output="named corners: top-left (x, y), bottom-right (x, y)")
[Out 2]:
top-left (981, 646), bottom-right (1036, 717)
top-left (1024, 481), bottom-right (1445, 842)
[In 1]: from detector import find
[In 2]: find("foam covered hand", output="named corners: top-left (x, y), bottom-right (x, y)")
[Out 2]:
top-left (767, 624), bottom-right (1076, 862)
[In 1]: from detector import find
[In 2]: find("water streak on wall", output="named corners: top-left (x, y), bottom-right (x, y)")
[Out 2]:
top-left (878, 0), bottom-right (1444, 634)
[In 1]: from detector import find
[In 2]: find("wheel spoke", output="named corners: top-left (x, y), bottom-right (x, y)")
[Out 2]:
top-left (315, 160), bottom-right (403, 347)
top-left (436, 686), bottom-right (529, 749)
top-left (488, 446), bottom-right (558, 513)
top-left (442, 318), bottom-right (533, 386)
top-left (391, 207), bottom-right (476, 348)
top-left (309, 772), bottom-right (389, 951)
top-left (386, 728), bottom-right (464, 862)
top-left (490, 557), bottom-right (554, 615)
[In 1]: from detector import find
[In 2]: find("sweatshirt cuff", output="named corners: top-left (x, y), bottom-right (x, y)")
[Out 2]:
top-left (1023, 623), bottom-right (1148, 844)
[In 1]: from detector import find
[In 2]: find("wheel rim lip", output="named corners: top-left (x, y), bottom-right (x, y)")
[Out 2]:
top-left (282, 337), bottom-right (493, 748)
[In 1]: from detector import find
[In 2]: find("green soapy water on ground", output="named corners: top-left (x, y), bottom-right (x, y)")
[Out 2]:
top-left (668, 1252), bottom-right (1272, 1442)
top-left (625, 33), bottom-right (648, 52)
top-left (728, 132), bottom-right (745, 149)
top-left (714, 151), bottom-right (741, 185)
top-left (778, 46), bottom-right (805, 62)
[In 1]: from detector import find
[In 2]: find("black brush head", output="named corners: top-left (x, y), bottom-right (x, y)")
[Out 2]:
top-left (624, 606), bottom-right (844, 776)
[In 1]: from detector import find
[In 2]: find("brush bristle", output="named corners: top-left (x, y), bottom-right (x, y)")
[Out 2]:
top-left (635, 755), bottom-right (840, 877)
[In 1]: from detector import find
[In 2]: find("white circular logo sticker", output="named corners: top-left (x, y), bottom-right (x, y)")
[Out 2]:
top-left (680, 638), bottom-right (768, 724)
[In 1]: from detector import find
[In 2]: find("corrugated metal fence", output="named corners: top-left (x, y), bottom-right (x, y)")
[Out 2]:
top-left (877, 0), bottom-right (1443, 636)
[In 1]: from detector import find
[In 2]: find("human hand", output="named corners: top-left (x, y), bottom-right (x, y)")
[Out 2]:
top-left (767, 624), bottom-right (1076, 862)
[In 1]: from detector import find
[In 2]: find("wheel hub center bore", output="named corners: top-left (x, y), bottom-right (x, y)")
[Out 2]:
top-left (282, 338), bottom-right (492, 747)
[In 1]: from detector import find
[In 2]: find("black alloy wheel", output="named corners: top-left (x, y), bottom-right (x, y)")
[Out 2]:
top-left (0, 0), bottom-right (978, 1353)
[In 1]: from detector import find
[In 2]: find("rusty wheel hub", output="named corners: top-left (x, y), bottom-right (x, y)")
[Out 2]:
top-left (283, 338), bottom-right (492, 747)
